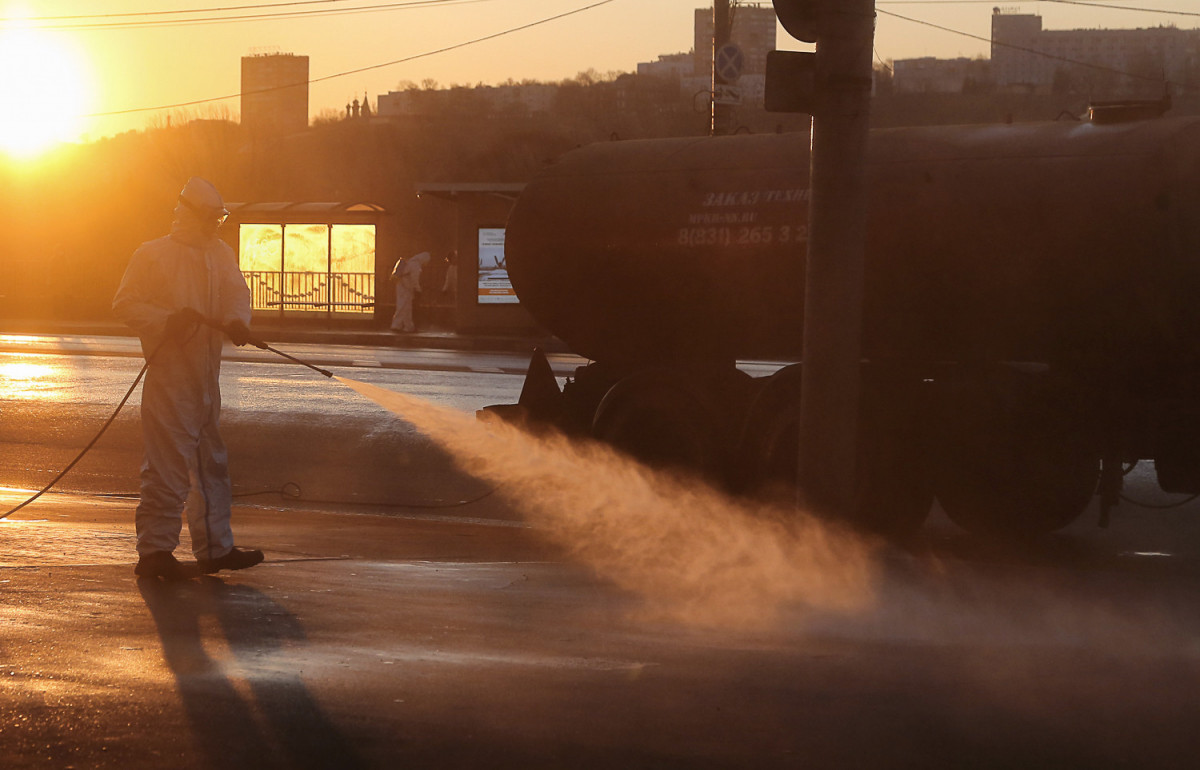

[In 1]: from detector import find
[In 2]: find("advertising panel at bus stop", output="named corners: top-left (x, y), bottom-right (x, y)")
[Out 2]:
top-left (477, 226), bottom-right (517, 304)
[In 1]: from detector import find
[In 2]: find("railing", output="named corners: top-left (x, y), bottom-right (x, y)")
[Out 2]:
top-left (243, 271), bottom-right (375, 315)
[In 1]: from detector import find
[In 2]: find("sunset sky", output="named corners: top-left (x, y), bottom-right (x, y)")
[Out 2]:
top-left (0, 0), bottom-right (1197, 152)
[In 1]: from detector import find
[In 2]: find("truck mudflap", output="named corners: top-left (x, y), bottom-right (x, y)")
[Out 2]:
top-left (477, 347), bottom-right (561, 427)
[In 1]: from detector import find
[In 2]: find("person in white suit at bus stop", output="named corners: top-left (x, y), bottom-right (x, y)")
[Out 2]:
top-left (390, 250), bottom-right (430, 332)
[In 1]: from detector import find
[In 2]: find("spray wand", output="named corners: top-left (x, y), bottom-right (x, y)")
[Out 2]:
top-left (205, 318), bottom-right (333, 378)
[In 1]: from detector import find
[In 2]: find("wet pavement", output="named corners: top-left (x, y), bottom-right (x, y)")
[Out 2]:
top-left (3, 484), bottom-right (1200, 769)
top-left (3, 336), bottom-right (1200, 768)
top-left (0, 493), bottom-right (563, 769)
top-left (0, 318), bottom-right (570, 357)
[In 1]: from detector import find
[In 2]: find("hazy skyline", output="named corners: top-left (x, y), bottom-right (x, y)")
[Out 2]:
top-left (0, 0), bottom-right (1197, 153)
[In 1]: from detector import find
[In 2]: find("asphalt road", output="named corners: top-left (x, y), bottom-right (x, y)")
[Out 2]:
top-left (2, 336), bottom-right (1199, 768)
top-left (0, 335), bottom-right (782, 509)
top-left (0, 335), bottom-right (581, 510)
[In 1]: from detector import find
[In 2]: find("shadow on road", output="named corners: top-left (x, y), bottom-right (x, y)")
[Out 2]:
top-left (138, 576), bottom-right (366, 770)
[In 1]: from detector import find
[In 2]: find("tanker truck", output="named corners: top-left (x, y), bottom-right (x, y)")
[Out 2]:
top-left (493, 112), bottom-right (1200, 539)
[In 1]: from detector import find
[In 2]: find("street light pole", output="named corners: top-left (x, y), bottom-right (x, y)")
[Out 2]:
top-left (796, 1), bottom-right (876, 518)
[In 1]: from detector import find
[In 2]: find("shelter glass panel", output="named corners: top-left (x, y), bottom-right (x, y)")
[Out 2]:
top-left (239, 225), bottom-right (284, 312)
top-left (283, 224), bottom-right (329, 273)
top-left (238, 222), bottom-right (374, 315)
top-left (239, 224), bottom-right (282, 272)
top-left (278, 224), bottom-right (329, 312)
top-left (330, 225), bottom-right (375, 313)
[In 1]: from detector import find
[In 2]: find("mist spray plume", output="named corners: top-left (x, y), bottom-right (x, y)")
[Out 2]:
top-left (336, 376), bottom-right (878, 627)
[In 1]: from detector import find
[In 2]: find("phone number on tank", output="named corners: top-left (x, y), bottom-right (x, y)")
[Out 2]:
top-left (677, 224), bottom-right (808, 248)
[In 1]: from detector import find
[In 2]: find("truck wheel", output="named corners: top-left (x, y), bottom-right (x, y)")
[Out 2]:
top-left (738, 365), bottom-right (934, 539)
top-left (934, 370), bottom-right (1099, 538)
top-left (856, 372), bottom-right (937, 540)
top-left (591, 369), bottom-right (736, 478)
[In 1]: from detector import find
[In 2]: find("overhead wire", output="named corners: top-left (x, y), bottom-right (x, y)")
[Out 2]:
top-left (7, 0), bottom-right (370, 22)
top-left (84, 0), bottom-right (618, 119)
top-left (6, 0), bottom-right (500, 30)
top-left (46, 0), bottom-right (1195, 117)
top-left (1040, 0), bottom-right (1200, 18)
top-left (37, 1), bottom-right (499, 32)
top-left (1121, 491), bottom-right (1200, 509)
top-left (8, 0), bottom-right (1178, 18)
top-left (874, 0), bottom-right (1198, 14)
top-left (874, 1), bottom-right (1200, 85)
top-left (873, 45), bottom-right (892, 73)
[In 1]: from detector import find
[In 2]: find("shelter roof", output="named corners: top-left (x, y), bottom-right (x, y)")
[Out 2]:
top-left (226, 201), bottom-right (386, 214)
top-left (415, 183), bottom-right (525, 202)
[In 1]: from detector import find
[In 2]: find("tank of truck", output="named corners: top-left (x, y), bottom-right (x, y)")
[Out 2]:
top-left (505, 118), bottom-right (1200, 373)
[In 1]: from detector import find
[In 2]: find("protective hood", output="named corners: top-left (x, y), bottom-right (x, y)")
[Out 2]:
top-left (171, 177), bottom-right (227, 246)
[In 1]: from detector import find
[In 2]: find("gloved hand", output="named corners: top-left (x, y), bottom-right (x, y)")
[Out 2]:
top-left (164, 307), bottom-right (204, 339)
top-left (225, 319), bottom-right (256, 347)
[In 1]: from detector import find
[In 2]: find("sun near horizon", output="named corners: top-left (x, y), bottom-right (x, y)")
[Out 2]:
top-left (0, 14), bottom-right (92, 160)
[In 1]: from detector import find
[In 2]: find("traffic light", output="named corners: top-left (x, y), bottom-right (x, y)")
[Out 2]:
top-left (772, 0), bottom-right (822, 44)
top-left (765, 50), bottom-right (816, 114)
top-left (767, 0), bottom-right (821, 114)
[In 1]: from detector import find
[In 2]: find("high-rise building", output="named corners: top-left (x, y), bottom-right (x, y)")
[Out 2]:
top-left (991, 9), bottom-right (1200, 95)
top-left (693, 4), bottom-right (777, 77)
top-left (241, 53), bottom-right (310, 137)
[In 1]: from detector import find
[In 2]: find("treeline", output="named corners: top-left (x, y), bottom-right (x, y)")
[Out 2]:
top-left (0, 72), bottom-right (719, 324)
top-left (2, 69), bottom-right (1197, 325)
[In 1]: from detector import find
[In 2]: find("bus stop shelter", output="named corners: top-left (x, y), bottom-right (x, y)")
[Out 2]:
top-left (415, 183), bottom-right (542, 336)
top-left (224, 202), bottom-right (392, 325)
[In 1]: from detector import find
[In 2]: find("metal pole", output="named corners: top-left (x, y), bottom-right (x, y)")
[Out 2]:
top-left (797, 0), bottom-right (876, 517)
top-left (279, 223), bottom-right (287, 320)
top-left (327, 224), bottom-right (334, 322)
top-left (711, 0), bottom-right (733, 136)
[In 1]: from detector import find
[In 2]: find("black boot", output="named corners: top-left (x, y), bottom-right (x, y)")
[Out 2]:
top-left (134, 551), bottom-right (198, 581)
top-left (198, 546), bottom-right (264, 574)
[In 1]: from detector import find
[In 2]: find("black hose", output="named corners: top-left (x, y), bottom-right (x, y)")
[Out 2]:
top-left (1, 322), bottom-right (477, 519)
top-left (1119, 493), bottom-right (1200, 510)
top-left (2, 320), bottom-right (218, 520)
top-left (91, 481), bottom-right (496, 510)
top-left (1, 357), bottom-right (153, 520)
top-left (252, 485), bottom-right (498, 510)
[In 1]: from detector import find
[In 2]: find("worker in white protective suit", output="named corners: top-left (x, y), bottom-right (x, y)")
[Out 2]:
top-left (390, 250), bottom-right (430, 332)
top-left (113, 177), bottom-right (264, 581)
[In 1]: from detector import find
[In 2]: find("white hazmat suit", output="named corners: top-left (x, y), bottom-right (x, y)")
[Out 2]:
top-left (390, 251), bottom-right (429, 332)
top-left (112, 178), bottom-right (252, 565)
